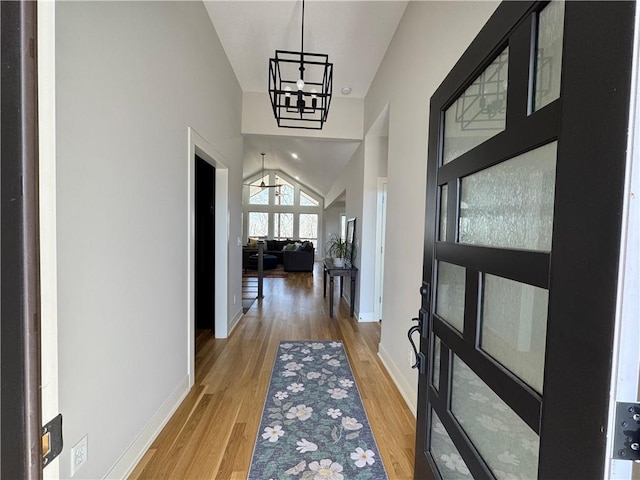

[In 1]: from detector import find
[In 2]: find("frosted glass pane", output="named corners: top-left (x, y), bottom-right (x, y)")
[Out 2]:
top-left (443, 48), bottom-right (509, 164)
top-left (432, 337), bottom-right (441, 391)
top-left (435, 262), bottom-right (465, 332)
top-left (459, 141), bottom-right (557, 251)
top-left (481, 274), bottom-right (549, 393)
top-left (451, 356), bottom-right (539, 480)
top-left (430, 410), bottom-right (472, 479)
top-left (535, 0), bottom-right (564, 110)
top-left (439, 185), bottom-right (448, 241)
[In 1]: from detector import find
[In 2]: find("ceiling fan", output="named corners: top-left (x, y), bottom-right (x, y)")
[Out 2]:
top-left (243, 153), bottom-right (283, 189)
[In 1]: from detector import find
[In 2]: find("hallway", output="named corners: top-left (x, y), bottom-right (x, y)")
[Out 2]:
top-left (129, 262), bottom-right (415, 479)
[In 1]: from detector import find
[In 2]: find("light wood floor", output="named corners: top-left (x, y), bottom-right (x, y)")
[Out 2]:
top-left (129, 262), bottom-right (416, 479)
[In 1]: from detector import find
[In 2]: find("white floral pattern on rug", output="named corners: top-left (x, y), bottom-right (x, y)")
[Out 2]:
top-left (248, 341), bottom-right (388, 480)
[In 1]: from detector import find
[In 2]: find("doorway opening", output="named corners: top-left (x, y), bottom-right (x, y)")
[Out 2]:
top-left (195, 155), bottom-right (215, 342)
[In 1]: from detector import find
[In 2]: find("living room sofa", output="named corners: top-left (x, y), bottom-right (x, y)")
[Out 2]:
top-left (243, 239), bottom-right (315, 272)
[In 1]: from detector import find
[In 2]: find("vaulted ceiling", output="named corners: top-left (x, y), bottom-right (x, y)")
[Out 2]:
top-left (204, 1), bottom-right (407, 198)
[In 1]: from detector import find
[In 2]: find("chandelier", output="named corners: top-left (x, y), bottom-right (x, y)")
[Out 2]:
top-left (268, 0), bottom-right (333, 130)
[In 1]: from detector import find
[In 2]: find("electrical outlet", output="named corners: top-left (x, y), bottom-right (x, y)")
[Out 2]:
top-left (71, 435), bottom-right (88, 476)
top-left (233, 294), bottom-right (237, 304)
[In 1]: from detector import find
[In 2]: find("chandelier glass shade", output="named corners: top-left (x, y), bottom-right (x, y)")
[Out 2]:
top-left (268, 0), bottom-right (333, 130)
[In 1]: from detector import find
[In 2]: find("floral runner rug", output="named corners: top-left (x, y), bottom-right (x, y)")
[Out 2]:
top-left (248, 341), bottom-right (388, 480)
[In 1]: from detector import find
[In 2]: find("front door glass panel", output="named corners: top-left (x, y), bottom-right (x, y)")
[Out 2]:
top-left (435, 262), bottom-right (466, 332)
top-left (429, 410), bottom-right (473, 479)
top-left (451, 356), bottom-right (540, 479)
top-left (443, 48), bottom-right (509, 164)
top-left (439, 185), bottom-right (448, 241)
top-left (534, 0), bottom-right (565, 111)
top-left (432, 336), bottom-right (441, 391)
top-left (459, 141), bottom-right (557, 251)
top-left (481, 274), bottom-right (549, 393)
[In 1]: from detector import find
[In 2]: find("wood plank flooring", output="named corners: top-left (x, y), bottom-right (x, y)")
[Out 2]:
top-left (129, 262), bottom-right (416, 479)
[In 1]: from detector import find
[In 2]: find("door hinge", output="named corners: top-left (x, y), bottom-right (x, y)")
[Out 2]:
top-left (612, 402), bottom-right (640, 461)
top-left (42, 414), bottom-right (63, 467)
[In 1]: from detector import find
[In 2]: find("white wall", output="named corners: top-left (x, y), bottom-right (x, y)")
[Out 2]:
top-left (324, 143), bottom-right (367, 313)
top-left (365, 1), bottom-right (499, 413)
top-left (323, 203), bottom-right (345, 256)
top-left (357, 134), bottom-right (389, 321)
top-left (55, 2), bottom-right (243, 478)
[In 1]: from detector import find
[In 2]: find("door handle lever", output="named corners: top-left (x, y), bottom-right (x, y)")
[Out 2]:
top-left (408, 318), bottom-right (426, 374)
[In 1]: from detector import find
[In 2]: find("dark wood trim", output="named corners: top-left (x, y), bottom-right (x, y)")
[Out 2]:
top-left (1, 1), bottom-right (43, 478)
top-left (538, 1), bottom-right (636, 477)
top-left (435, 243), bottom-right (550, 289)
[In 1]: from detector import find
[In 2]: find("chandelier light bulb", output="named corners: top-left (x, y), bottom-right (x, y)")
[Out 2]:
top-left (310, 88), bottom-right (318, 98)
top-left (284, 86), bottom-right (292, 97)
top-left (296, 79), bottom-right (305, 90)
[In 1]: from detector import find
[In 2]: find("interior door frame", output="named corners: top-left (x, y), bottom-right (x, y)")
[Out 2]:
top-left (415, 1), bottom-right (637, 478)
top-left (374, 177), bottom-right (387, 321)
top-left (187, 127), bottom-right (229, 388)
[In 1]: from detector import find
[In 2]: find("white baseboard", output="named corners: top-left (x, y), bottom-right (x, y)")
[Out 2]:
top-left (104, 375), bottom-right (190, 479)
top-left (229, 306), bottom-right (243, 336)
top-left (357, 311), bottom-right (378, 323)
top-left (377, 343), bottom-right (417, 417)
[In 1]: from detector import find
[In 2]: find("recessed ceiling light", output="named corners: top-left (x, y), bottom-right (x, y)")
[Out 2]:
top-left (291, 153), bottom-right (299, 159)
top-left (341, 86), bottom-right (352, 95)
top-left (295, 176), bottom-right (300, 180)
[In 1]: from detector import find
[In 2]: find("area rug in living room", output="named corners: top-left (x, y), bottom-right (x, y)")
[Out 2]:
top-left (248, 341), bottom-right (388, 480)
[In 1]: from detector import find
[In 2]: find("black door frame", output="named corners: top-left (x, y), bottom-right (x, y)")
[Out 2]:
top-left (415, 1), bottom-right (636, 478)
top-left (1, 1), bottom-right (43, 478)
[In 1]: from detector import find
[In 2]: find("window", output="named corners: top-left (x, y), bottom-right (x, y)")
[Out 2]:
top-left (248, 212), bottom-right (268, 237)
top-left (340, 214), bottom-right (347, 241)
top-left (275, 175), bottom-right (294, 205)
top-left (299, 213), bottom-right (318, 248)
top-left (249, 175), bottom-right (269, 205)
top-left (300, 190), bottom-right (319, 207)
top-left (274, 213), bottom-right (294, 240)
top-left (243, 172), bottom-right (322, 247)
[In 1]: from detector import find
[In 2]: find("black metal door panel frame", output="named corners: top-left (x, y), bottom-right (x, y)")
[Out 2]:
top-left (415, 1), bottom-right (636, 479)
top-left (1, 1), bottom-right (43, 478)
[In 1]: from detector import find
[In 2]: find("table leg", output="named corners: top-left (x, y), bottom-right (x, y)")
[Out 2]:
top-left (323, 266), bottom-right (327, 298)
top-left (350, 274), bottom-right (356, 318)
top-left (329, 275), bottom-right (334, 318)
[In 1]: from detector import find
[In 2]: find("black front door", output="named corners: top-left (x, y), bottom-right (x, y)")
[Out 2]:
top-left (413, 2), bottom-right (636, 478)
top-left (195, 155), bottom-right (215, 333)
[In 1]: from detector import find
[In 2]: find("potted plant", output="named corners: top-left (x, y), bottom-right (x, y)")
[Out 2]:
top-left (325, 233), bottom-right (355, 267)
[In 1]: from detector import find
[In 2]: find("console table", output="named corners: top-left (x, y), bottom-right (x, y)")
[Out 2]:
top-left (323, 258), bottom-right (358, 318)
